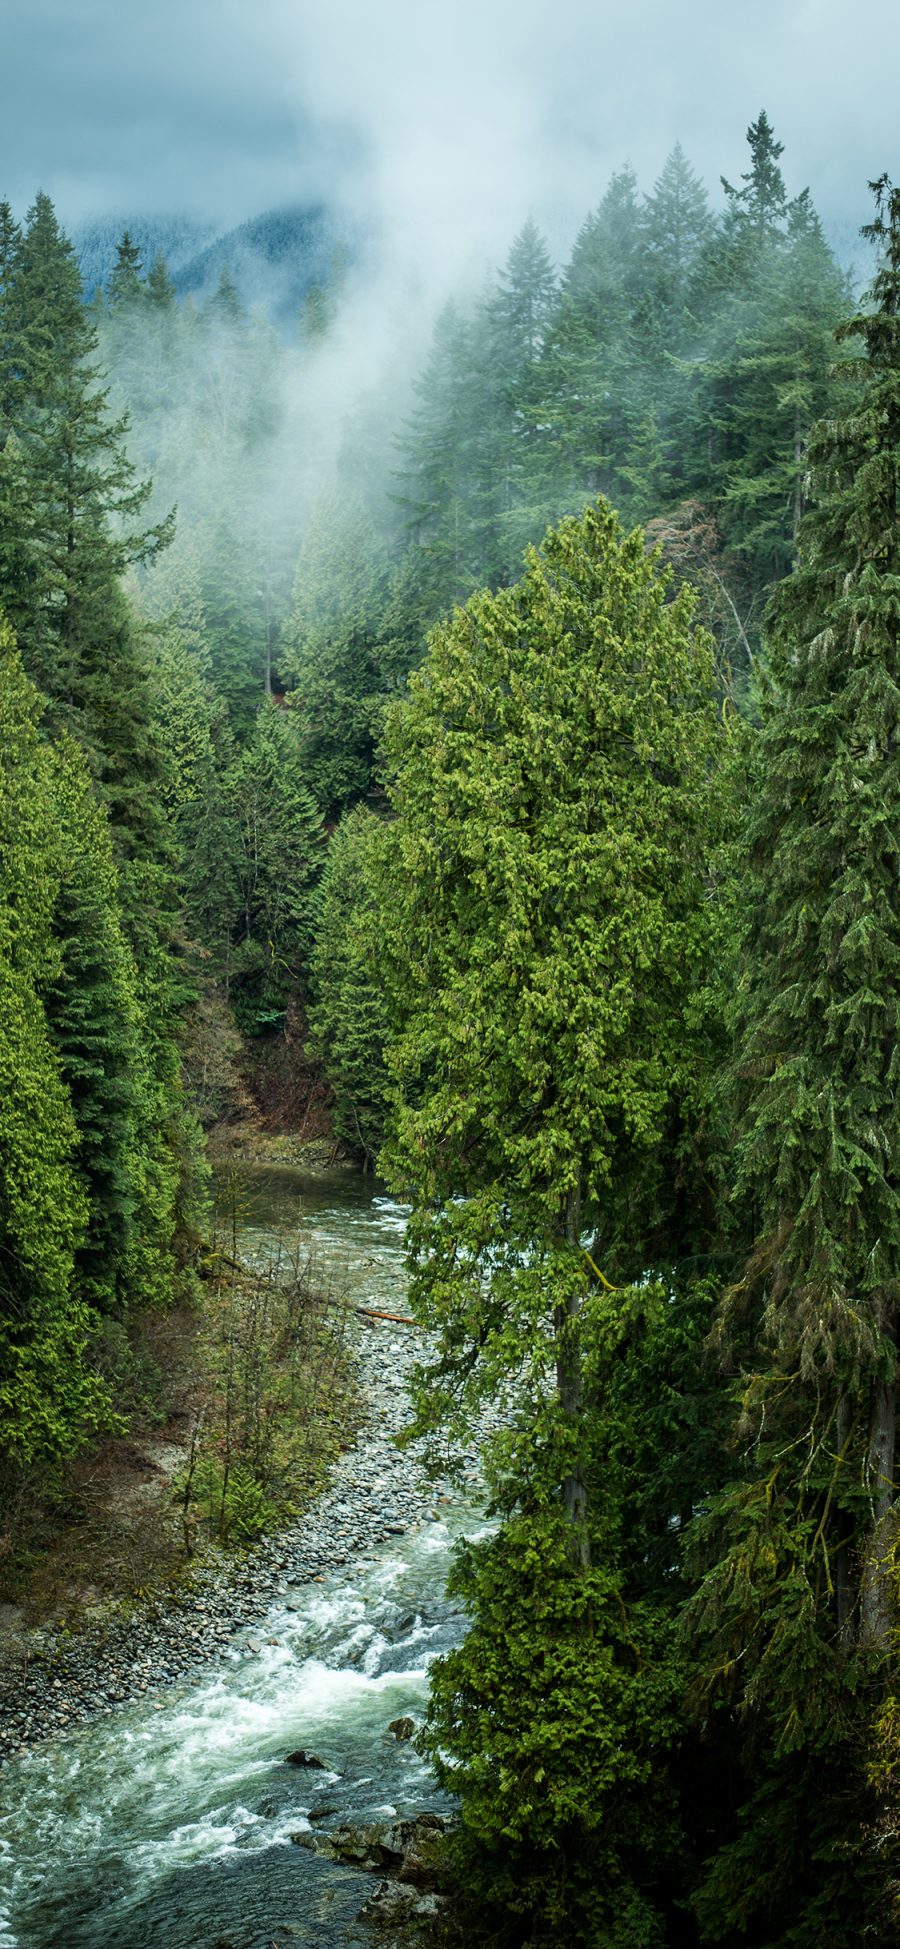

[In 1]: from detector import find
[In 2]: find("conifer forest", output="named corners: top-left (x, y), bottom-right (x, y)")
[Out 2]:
top-left (1, 90), bottom-right (899, 1949)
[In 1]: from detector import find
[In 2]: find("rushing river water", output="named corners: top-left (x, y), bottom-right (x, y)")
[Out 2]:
top-left (0, 1167), bottom-right (478, 1949)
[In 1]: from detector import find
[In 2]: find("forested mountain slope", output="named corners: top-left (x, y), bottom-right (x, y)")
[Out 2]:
top-left (75, 202), bottom-right (353, 325)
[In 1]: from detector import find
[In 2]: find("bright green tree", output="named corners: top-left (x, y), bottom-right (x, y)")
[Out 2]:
top-left (43, 738), bottom-right (146, 1313)
top-left (380, 499), bottom-right (728, 1940)
top-left (0, 626), bottom-right (108, 1475)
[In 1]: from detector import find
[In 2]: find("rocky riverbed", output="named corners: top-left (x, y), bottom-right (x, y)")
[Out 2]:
top-left (0, 1319), bottom-right (486, 1765)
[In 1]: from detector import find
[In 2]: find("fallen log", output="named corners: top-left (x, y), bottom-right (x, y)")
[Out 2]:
top-left (355, 1307), bottom-right (419, 1326)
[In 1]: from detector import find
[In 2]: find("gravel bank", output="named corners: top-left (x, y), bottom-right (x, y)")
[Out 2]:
top-left (0, 1321), bottom-right (483, 1766)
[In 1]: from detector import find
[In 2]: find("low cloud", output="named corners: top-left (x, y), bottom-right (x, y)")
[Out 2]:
top-left (3, 0), bottom-right (897, 277)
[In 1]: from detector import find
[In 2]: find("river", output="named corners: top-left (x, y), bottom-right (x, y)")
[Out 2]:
top-left (0, 1166), bottom-right (480, 1949)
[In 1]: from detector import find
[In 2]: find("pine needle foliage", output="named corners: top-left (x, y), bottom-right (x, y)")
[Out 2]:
top-left (379, 499), bottom-right (730, 1942)
top-left (683, 176), bottom-right (900, 1945)
top-left (0, 628), bottom-right (109, 1471)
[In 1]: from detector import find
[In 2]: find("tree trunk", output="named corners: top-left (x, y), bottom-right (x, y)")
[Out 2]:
top-left (860, 1378), bottom-right (897, 1653)
top-left (834, 1393), bottom-right (853, 1642)
top-left (792, 398), bottom-right (805, 550)
top-left (263, 585), bottom-right (273, 697)
top-left (556, 1181), bottom-right (590, 1569)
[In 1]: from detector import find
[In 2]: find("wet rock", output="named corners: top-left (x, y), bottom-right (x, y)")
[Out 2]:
top-left (322, 1821), bottom-right (389, 1868)
top-left (285, 1748), bottom-right (326, 1768)
top-left (310, 1813), bottom-right (447, 1877)
top-left (358, 1878), bottom-right (445, 1923)
top-left (393, 1812), bottom-right (447, 1885)
top-left (387, 1715), bottom-right (416, 1741)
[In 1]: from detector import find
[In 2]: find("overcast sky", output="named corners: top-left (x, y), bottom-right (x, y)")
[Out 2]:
top-left (3, 0), bottom-right (897, 278)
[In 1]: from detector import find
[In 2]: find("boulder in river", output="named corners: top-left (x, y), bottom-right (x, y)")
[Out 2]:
top-left (387, 1715), bottom-right (416, 1740)
top-left (284, 1748), bottom-right (326, 1768)
top-left (300, 1813), bottom-right (447, 1877)
top-left (358, 1878), bottom-right (446, 1923)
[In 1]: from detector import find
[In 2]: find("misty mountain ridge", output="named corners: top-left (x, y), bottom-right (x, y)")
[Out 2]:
top-left (172, 203), bottom-right (350, 322)
top-left (75, 201), bottom-right (358, 328)
top-left (74, 214), bottom-right (218, 297)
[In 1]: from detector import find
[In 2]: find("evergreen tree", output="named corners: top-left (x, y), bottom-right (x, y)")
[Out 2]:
top-left (380, 501), bottom-right (728, 1940)
top-left (0, 625), bottom-right (108, 1474)
top-left (43, 737), bottom-right (145, 1312)
top-left (684, 176), bottom-right (900, 1944)
top-left (641, 143), bottom-right (714, 334)
top-left (476, 220), bottom-right (559, 580)
top-left (720, 109), bottom-right (788, 258)
top-left (148, 606), bottom-right (241, 977)
top-left (145, 253), bottom-right (176, 311)
top-left (299, 282), bottom-right (334, 344)
top-left (683, 121), bottom-right (847, 647)
top-left (0, 201), bottom-right (22, 425)
top-left (0, 193), bottom-right (173, 804)
top-left (308, 806), bottom-right (395, 1163)
top-left (542, 169), bottom-right (647, 511)
top-left (108, 230), bottom-right (145, 307)
top-left (281, 493), bottom-right (394, 819)
top-left (206, 266), bottom-right (243, 323)
top-left (98, 231), bottom-right (153, 426)
top-left (226, 700), bottom-right (323, 1029)
top-left (0, 195), bottom-right (201, 1338)
top-left (392, 300), bottom-right (487, 629)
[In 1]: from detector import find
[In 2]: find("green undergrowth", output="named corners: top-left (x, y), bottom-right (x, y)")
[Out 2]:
top-left (177, 1232), bottom-right (361, 1551)
top-left (0, 1239), bottom-right (362, 1629)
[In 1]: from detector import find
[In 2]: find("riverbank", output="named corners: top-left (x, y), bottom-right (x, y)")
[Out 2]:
top-left (0, 1311), bottom-right (481, 1766)
top-left (0, 1146), bottom-right (359, 1632)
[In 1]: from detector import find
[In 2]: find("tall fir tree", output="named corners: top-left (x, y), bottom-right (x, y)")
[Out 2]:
top-left (392, 299), bottom-right (488, 632)
top-left (308, 806), bottom-right (395, 1164)
top-left (281, 492), bottom-right (394, 819)
top-left (43, 738), bottom-right (145, 1313)
top-left (107, 230), bottom-right (145, 307)
top-left (684, 176), bottom-right (900, 1946)
top-left (226, 700), bottom-right (323, 1029)
top-left (641, 143), bottom-right (714, 337)
top-left (719, 109), bottom-right (789, 267)
top-left (680, 119), bottom-right (848, 654)
top-left (0, 625), bottom-right (109, 1477)
top-left (541, 169), bottom-right (646, 511)
top-left (0, 193), bottom-right (172, 735)
top-left (476, 220), bottom-right (559, 581)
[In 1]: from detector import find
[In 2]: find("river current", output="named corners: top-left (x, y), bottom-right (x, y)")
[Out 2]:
top-left (0, 1167), bottom-right (478, 1949)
